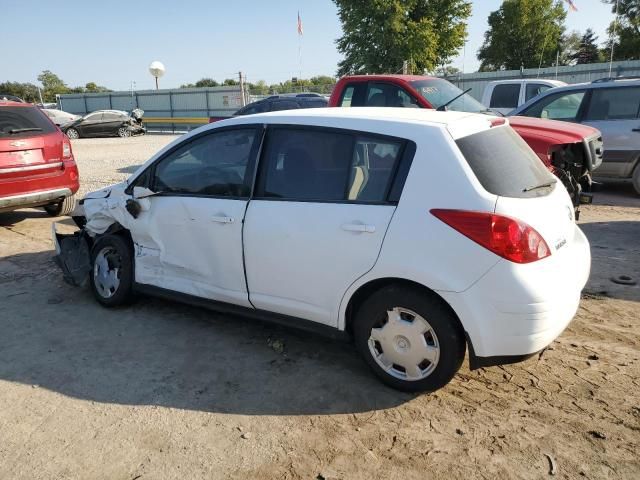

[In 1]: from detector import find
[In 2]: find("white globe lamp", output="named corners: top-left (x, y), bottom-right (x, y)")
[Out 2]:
top-left (149, 61), bottom-right (166, 90)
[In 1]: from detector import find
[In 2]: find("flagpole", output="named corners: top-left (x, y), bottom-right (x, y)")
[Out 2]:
top-left (609, 0), bottom-right (619, 78)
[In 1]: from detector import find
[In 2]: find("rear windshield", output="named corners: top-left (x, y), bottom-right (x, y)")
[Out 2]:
top-left (0, 106), bottom-right (56, 138)
top-left (455, 126), bottom-right (556, 198)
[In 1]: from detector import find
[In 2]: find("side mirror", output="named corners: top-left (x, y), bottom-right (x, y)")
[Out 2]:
top-left (133, 186), bottom-right (156, 199)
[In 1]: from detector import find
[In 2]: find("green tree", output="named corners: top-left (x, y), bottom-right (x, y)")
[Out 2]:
top-left (223, 78), bottom-right (239, 86)
top-left (37, 70), bottom-right (70, 101)
top-left (571, 29), bottom-right (603, 64)
top-left (603, 0), bottom-right (640, 60)
top-left (478, 0), bottom-right (566, 71)
top-left (557, 30), bottom-right (582, 66)
top-left (84, 82), bottom-right (111, 93)
top-left (0, 81), bottom-right (40, 102)
top-left (333, 0), bottom-right (471, 76)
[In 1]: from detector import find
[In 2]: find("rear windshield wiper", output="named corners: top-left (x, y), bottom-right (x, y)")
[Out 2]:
top-left (436, 88), bottom-right (472, 111)
top-left (523, 179), bottom-right (557, 192)
top-left (8, 127), bottom-right (42, 134)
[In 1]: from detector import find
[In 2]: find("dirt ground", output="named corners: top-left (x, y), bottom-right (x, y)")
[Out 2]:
top-left (1, 137), bottom-right (639, 479)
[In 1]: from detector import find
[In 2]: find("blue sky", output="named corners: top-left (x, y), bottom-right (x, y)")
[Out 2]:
top-left (2, 0), bottom-right (616, 91)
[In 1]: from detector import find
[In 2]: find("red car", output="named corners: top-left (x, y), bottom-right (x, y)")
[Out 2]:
top-left (329, 75), bottom-right (603, 211)
top-left (0, 101), bottom-right (79, 216)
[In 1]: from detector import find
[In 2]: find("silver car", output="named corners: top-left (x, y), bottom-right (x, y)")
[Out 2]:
top-left (42, 108), bottom-right (79, 127)
top-left (511, 78), bottom-right (640, 194)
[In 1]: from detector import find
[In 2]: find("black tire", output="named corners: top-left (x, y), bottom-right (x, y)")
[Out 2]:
top-left (632, 163), bottom-right (640, 196)
top-left (89, 234), bottom-right (134, 307)
top-left (353, 285), bottom-right (466, 392)
top-left (44, 195), bottom-right (76, 217)
top-left (117, 127), bottom-right (131, 138)
top-left (65, 128), bottom-right (79, 139)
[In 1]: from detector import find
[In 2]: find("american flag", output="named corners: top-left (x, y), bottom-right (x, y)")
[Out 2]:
top-left (564, 0), bottom-right (578, 11)
top-left (297, 11), bottom-right (303, 36)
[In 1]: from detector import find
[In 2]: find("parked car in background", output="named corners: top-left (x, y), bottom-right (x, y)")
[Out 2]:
top-left (329, 75), bottom-right (603, 212)
top-left (0, 100), bottom-right (79, 215)
top-left (234, 93), bottom-right (328, 116)
top-left (53, 108), bottom-right (590, 392)
top-left (0, 94), bottom-right (25, 102)
top-left (42, 108), bottom-right (80, 126)
top-left (481, 79), bottom-right (566, 116)
top-left (61, 110), bottom-right (146, 139)
top-left (511, 77), bottom-right (640, 194)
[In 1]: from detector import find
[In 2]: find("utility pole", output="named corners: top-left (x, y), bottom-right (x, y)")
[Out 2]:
top-left (609, 0), bottom-right (620, 78)
top-left (402, 60), bottom-right (408, 75)
top-left (238, 71), bottom-right (246, 107)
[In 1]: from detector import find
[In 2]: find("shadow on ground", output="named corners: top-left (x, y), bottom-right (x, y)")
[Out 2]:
top-left (592, 179), bottom-right (640, 208)
top-left (0, 253), bottom-right (414, 415)
top-left (117, 165), bottom-right (142, 175)
top-left (0, 209), bottom-right (49, 226)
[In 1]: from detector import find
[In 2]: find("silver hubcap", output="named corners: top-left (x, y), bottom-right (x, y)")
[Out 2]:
top-left (118, 127), bottom-right (130, 137)
top-left (368, 307), bottom-right (440, 381)
top-left (93, 247), bottom-right (121, 299)
top-left (66, 129), bottom-right (78, 139)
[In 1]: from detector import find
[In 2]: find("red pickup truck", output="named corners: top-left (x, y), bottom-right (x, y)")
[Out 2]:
top-left (329, 75), bottom-right (603, 210)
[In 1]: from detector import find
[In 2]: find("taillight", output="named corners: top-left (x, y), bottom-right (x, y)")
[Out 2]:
top-left (62, 140), bottom-right (72, 159)
top-left (430, 209), bottom-right (551, 264)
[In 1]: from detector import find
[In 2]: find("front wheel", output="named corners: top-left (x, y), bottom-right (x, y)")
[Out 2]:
top-left (44, 195), bottom-right (76, 217)
top-left (90, 235), bottom-right (134, 307)
top-left (353, 285), bottom-right (465, 392)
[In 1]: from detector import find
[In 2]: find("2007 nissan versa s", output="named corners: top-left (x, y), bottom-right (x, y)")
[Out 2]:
top-left (53, 108), bottom-right (591, 392)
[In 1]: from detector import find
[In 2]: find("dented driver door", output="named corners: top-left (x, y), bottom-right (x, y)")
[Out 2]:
top-left (127, 127), bottom-right (261, 307)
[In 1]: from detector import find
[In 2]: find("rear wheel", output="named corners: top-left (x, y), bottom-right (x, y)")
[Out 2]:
top-left (44, 195), bottom-right (76, 217)
top-left (65, 128), bottom-right (79, 139)
top-left (89, 235), bottom-right (134, 307)
top-left (117, 127), bottom-right (131, 138)
top-left (353, 285), bottom-right (465, 392)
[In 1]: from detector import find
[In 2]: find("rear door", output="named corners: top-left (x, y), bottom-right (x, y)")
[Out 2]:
top-left (101, 112), bottom-right (125, 135)
top-left (243, 126), bottom-right (409, 327)
top-left (0, 106), bottom-right (63, 194)
top-left (489, 83), bottom-right (521, 116)
top-left (581, 86), bottom-right (640, 178)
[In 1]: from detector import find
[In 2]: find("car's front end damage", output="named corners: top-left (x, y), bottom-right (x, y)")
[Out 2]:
top-left (52, 183), bottom-right (137, 286)
top-left (508, 116), bottom-right (604, 217)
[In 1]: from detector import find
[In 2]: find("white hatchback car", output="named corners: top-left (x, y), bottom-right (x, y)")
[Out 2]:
top-left (53, 108), bottom-right (591, 392)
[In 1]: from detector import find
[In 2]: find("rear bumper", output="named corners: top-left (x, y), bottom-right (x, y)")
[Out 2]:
top-left (0, 187), bottom-right (72, 212)
top-left (440, 224), bottom-right (591, 363)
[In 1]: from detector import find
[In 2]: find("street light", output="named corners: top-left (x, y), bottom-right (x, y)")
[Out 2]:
top-left (148, 61), bottom-right (165, 90)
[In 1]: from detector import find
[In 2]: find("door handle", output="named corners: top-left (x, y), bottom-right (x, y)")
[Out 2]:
top-left (211, 215), bottom-right (234, 224)
top-left (341, 223), bottom-right (376, 233)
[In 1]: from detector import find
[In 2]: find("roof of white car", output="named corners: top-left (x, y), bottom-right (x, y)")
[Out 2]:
top-left (224, 107), bottom-right (485, 127)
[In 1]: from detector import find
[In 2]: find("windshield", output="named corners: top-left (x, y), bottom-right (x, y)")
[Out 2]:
top-left (0, 106), bottom-right (56, 137)
top-left (410, 79), bottom-right (487, 113)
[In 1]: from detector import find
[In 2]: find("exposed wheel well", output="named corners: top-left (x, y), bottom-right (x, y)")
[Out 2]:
top-left (344, 278), bottom-right (466, 340)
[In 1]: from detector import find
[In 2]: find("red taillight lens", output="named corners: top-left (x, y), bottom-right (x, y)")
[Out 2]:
top-left (62, 140), bottom-right (72, 159)
top-left (431, 209), bottom-right (551, 264)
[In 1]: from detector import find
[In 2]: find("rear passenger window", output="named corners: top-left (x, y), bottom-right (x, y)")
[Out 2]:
top-left (349, 137), bottom-right (402, 201)
top-left (366, 83), bottom-right (417, 108)
top-left (525, 84), bottom-right (552, 102)
top-left (257, 128), bottom-right (405, 203)
top-left (490, 84), bottom-right (520, 109)
top-left (584, 87), bottom-right (640, 121)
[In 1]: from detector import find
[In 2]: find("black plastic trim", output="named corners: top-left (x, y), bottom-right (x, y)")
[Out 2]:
top-left (133, 283), bottom-right (351, 342)
top-left (465, 330), bottom-right (539, 370)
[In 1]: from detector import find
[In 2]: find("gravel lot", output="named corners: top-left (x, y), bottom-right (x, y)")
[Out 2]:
top-left (0, 135), bottom-right (639, 479)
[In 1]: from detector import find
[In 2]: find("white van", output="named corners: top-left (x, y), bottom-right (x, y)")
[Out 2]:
top-left (482, 79), bottom-right (567, 116)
